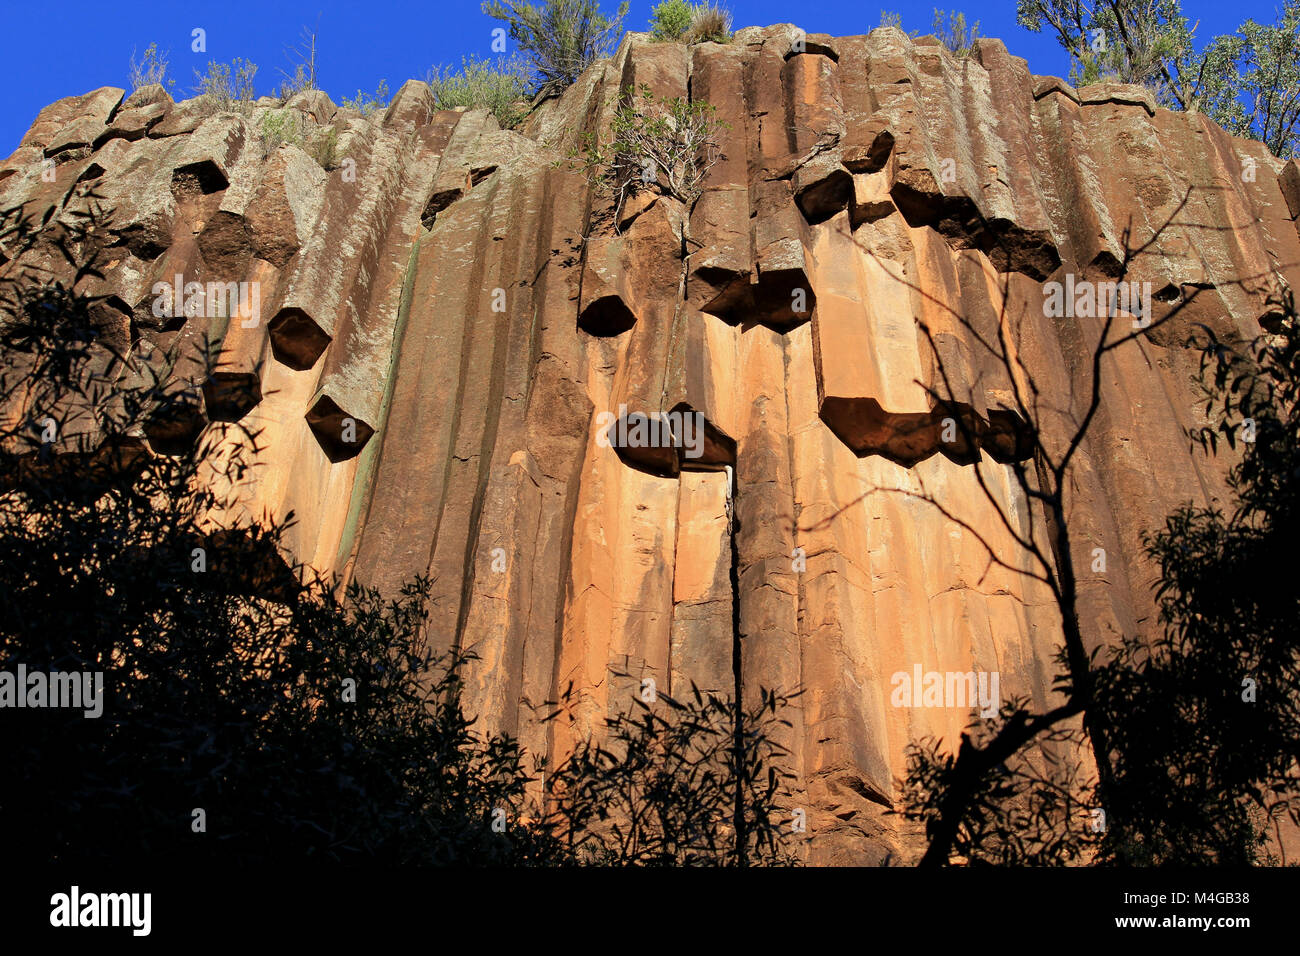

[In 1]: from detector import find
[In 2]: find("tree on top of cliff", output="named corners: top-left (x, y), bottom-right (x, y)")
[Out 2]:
top-left (483, 0), bottom-right (629, 101)
top-left (932, 8), bottom-right (981, 57)
top-left (1018, 0), bottom-right (1300, 158)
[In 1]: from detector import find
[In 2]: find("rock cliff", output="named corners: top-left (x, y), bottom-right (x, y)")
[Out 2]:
top-left (5, 24), bottom-right (1299, 864)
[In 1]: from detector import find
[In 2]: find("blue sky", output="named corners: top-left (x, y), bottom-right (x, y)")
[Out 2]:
top-left (0, 0), bottom-right (1282, 152)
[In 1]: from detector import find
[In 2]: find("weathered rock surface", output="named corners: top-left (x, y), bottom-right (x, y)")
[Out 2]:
top-left (5, 25), bottom-right (1297, 864)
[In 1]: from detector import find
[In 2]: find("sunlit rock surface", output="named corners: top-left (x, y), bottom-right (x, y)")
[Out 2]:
top-left (5, 24), bottom-right (1298, 864)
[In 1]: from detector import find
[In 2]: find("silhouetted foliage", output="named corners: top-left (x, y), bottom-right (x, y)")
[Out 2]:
top-left (891, 207), bottom-right (1299, 864)
top-left (1088, 295), bottom-right (1300, 864)
top-left (0, 193), bottom-right (554, 865)
top-left (899, 687), bottom-right (1096, 865)
top-left (0, 193), bottom-right (796, 866)
top-left (543, 681), bottom-right (799, 865)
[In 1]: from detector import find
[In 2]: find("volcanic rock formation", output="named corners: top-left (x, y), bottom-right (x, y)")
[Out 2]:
top-left (5, 24), bottom-right (1300, 864)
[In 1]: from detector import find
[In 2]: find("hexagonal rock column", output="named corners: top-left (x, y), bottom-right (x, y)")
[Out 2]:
top-left (602, 295), bottom-right (737, 477)
top-left (752, 180), bottom-right (817, 330)
top-left (685, 42), bottom-right (754, 320)
top-left (245, 147), bottom-right (328, 268)
top-left (305, 393), bottom-right (374, 462)
top-left (142, 393), bottom-right (207, 457)
top-left (266, 306), bottom-right (331, 371)
top-left (577, 231), bottom-right (641, 336)
top-left (267, 129), bottom-right (406, 371)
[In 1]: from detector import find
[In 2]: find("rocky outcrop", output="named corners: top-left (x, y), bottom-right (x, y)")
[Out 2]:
top-left (4, 25), bottom-right (1297, 864)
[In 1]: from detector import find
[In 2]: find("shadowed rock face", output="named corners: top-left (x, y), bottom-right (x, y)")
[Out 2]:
top-left (5, 24), bottom-right (1299, 865)
top-left (268, 306), bottom-right (331, 370)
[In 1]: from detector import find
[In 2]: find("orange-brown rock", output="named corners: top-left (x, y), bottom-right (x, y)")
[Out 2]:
top-left (4, 24), bottom-right (1297, 864)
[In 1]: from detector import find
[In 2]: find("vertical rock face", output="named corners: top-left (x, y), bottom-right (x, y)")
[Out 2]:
top-left (5, 25), bottom-right (1296, 864)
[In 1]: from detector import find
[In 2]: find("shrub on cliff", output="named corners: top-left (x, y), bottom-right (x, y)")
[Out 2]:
top-left (427, 56), bottom-right (531, 129)
top-left (876, 12), bottom-right (922, 38)
top-left (259, 108), bottom-right (302, 150)
top-left (569, 84), bottom-right (726, 221)
top-left (901, 300), bottom-right (1300, 865)
top-left (650, 1), bottom-right (732, 45)
top-left (128, 42), bottom-right (175, 93)
top-left (306, 127), bottom-right (342, 170)
top-left (650, 0), bottom-right (692, 40)
top-left (683, 3), bottom-right (732, 44)
top-left (340, 78), bottom-right (391, 117)
top-left (932, 9), bottom-right (980, 56)
top-left (482, 0), bottom-right (628, 99)
top-left (193, 57), bottom-right (258, 116)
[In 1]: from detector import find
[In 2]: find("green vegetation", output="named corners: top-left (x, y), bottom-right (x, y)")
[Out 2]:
top-left (650, 1), bottom-right (732, 44)
top-left (193, 58), bottom-right (258, 116)
top-left (683, 2), bottom-right (732, 43)
top-left (482, 0), bottom-right (628, 99)
top-left (306, 127), bottom-right (341, 170)
top-left (258, 110), bottom-right (342, 171)
top-left (259, 108), bottom-right (301, 149)
top-left (427, 56), bottom-right (531, 129)
top-left (570, 84), bottom-right (725, 218)
top-left (932, 8), bottom-right (980, 56)
top-left (340, 79), bottom-right (391, 117)
top-left (650, 0), bottom-right (693, 40)
top-left (128, 42), bottom-right (174, 93)
top-left (1018, 0), bottom-right (1300, 157)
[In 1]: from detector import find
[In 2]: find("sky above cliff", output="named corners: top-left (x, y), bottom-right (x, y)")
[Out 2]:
top-left (0, 0), bottom-right (1283, 151)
